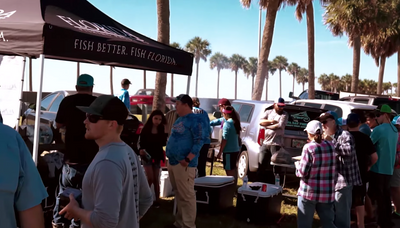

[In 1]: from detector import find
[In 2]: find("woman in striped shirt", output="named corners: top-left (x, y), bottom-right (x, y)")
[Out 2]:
top-left (295, 120), bottom-right (336, 228)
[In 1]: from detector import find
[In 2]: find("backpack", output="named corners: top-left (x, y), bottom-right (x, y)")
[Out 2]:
top-left (121, 114), bottom-right (143, 155)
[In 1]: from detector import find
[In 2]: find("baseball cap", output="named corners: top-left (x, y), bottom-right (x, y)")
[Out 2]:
top-left (378, 104), bottom-right (392, 114)
top-left (304, 120), bottom-right (322, 135)
top-left (76, 74), bottom-right (94, 87)
top-left (337, 117), bottom-right (346, 126)
top-left (77, 95), bottom-right (128, 125)
top-left (121, 78), bottom-right (132, 85)
top-left (392, 116), bottom-right (400, 125)
top-left (318, 111), bottom-right (340, 125)
top-left (346, 113), bottom-right (360, 125)
top-left (218, 98), bottom-right (231, 106)
top-left (174, 94), bottom-right (193, 108)
top-left (275, 97), bottom-right (285, 106)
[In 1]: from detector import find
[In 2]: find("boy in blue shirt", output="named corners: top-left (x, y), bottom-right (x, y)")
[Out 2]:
top-left (118, 78), bottom-right (131, 111)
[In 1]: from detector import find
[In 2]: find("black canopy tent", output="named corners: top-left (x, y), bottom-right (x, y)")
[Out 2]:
top-left (0, 0), bottom-right (194, 165)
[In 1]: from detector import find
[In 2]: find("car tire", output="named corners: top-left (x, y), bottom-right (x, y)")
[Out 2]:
top-left (237, 151), bottom-right (248, 179)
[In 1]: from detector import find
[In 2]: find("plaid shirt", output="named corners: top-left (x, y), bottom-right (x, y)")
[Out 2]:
top-left (332, 128), bottom-right (362, 190)
top-left (296, 140), bottom-right (336, 203)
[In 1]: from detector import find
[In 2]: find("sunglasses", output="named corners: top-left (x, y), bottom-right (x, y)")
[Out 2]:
top-left (86, 114), bottom-right (103, 123)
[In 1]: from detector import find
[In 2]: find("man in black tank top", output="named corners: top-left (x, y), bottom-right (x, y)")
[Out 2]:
top-left (52, 74), bottom-right (98, 228)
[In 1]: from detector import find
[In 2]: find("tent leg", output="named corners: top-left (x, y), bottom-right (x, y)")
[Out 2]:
top-left (17, 58), bottom-right (27, 133)
top-left (186, 76), bottom-right (191, 95)
top-left (32, 55), bottom-right (45, 166)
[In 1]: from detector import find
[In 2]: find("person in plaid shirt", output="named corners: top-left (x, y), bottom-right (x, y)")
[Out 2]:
top-left (318, 111), bottom-right (362, 228)
top-left (295, 120), bottom-right (336, 228)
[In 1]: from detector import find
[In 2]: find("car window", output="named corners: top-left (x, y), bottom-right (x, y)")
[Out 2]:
top-left (285, 108), bottom-right (324, 131)
top-left (40, 93), bottom-right (57, 111)
top-left (232, 103), bottom-right (241, 112)
top-left (323, 104), bottom-right (343, 117)
top-left (354, 99), bottom-right (369, 104)
top-left (303, 102), bottom-right (322, 109)
top-left (238, 104), bottom-right (253, 122)
top-left (299, 91), bottom-right (308, 99)
top-left (340, 97), bottom-right (350, 101)
top-left (315, 91), bottom-right (339, 100)
top-left (48, 95), bottom-right (64, 112)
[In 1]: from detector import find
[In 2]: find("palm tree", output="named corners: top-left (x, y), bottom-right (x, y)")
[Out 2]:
top-left (272, 56), bottom-right (288, 97)
top-left (153, 0), bottom-right (170, 112)
top-left (243, 57), bottom-right (258, 95)
top-left (241, 0), bottom-right (290, 100)
top-left (328, 73), bottom-right (340, 93)
top-left (297, 68), bottom-right (309, 91)
top-left (341, 74), bottom-right (352, 91)
top-left (210, 52), bottom-right (229, 98)
top-left (287, 63), bottom-right (300, 94)
top-left (229, 54), bottom-right (247, 99)
top-left (266, 60), bottom-right (277, 100)
top-left (169, 42), bottom-right (182, 97)
top-left (383, 82), bottom-right (392, 95)
top-left (185, 37), bottom-right (212, 97)
top-left (318, 73), bottom-right (330, 91)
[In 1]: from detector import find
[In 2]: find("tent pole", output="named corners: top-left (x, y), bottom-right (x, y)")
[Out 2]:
top-left (32, 54), bottom-right (45, 166)
top-left (17, 57), bottom-right (27, 133)
top-left (186, 76), bottom-right (191, 95)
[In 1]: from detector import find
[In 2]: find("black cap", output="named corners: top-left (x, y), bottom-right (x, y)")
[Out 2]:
top-left (121, 78), bottom-right (131, 85)
top-left (173, 94), bottom-right (193, 108)
top-left (77, 95), bottom-right (128, 125)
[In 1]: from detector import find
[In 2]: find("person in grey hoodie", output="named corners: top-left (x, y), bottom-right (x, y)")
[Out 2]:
top-left (59, 95), bottom-right (153, 228)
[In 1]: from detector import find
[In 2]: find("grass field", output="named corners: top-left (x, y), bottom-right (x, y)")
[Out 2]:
top-left (139, 162), bottom-right (322, 228)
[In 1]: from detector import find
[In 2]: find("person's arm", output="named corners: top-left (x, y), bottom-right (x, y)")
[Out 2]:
top-left (187, 121), bottom-right (204, 161)
top-left (369, 152), bottom-right (378, 170)
top-left (124, 91), bottom-right (130, 108)
top-left (295, 146), bottom-right (312, 178)
top-left (210, 117), bottom-right (222, 126)
top-left (266, 113), bottom-right (288, 130)
top-left (55, 98), bottom-right (68, 129)
top-left (14, 134), bottom-right (48, 228)
top-left (136, 154), bottom-right (153, 218)
top-left (218, 123), bottom-right (230, 158)
top-left (365, 137), bottom-right (377, 170)
top-left (336, 131), bottom-right (355, 156)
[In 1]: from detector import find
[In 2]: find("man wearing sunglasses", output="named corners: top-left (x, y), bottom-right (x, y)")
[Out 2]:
top-left (318, 111), bottom-right (362, 228)
top-left (258, 97), bottom-right (288, 183)
top-left (368, 104), bottom-right (398, 228)
top-left (53, 74), bottom-right (98, 228)
top-left (59, 95), bottom-right (152, 228)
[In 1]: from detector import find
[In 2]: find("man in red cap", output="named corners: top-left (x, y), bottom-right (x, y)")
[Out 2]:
top-left (258, 97), bottom-right (288, 183)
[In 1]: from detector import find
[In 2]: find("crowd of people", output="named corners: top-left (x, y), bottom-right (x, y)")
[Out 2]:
top-left (1, 73), bottom-right (399, 228)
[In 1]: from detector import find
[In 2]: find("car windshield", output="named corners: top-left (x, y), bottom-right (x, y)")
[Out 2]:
top-left (315, 91), bottom-right (339, 100)
top-left (285, 108), bottom-right (325, 131)
top-left (135, 90), bottom-right (154, 96)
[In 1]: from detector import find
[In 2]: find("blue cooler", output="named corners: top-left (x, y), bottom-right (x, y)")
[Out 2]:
top-left (236, 182), bottom-right (282, 224)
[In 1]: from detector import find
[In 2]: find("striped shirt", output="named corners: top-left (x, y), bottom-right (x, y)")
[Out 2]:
top-left (296, 140), bottom-right (336, 203)
top-left (332, 128), bottom-right (362, 190)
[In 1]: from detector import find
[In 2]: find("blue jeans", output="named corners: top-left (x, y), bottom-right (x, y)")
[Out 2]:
top-left (53, 163), bottom-right (88, 227)
top-left (334, 185), bottom-right (353, 228)
top-left (297, 196), bottom-right (336, 228)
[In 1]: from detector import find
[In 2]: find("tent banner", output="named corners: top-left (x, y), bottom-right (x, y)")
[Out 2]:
top-left (0, 55), bottom-right (25, 128)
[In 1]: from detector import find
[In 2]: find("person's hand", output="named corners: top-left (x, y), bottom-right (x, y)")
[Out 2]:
top-left (139, 149), bottom-right (146, 156)
top-left (217, 152), bottom-right (223, 160)
top-left (179, 160), bottom-right (189, 167)
top-left (294, 161), bottom-right (300, 169)
top-left (272, 120), bottom-right (278, 124)
top-left (59, 194), bottom-right (80, 221)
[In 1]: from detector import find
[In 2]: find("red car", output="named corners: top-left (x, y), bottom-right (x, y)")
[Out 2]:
top-left (130, 89), bottom-right (175, 105)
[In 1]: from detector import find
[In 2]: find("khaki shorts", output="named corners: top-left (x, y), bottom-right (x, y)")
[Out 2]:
top-left (390, 169), bottom-right (400, 187)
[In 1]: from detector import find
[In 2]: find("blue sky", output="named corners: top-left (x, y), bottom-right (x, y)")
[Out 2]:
top-left (26, 0), bottom-right (399, 101)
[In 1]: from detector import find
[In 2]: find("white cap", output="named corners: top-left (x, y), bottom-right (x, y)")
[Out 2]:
top-left (304, 120), bottom-right (322, 135)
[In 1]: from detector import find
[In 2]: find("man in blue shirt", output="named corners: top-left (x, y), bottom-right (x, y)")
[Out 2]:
top-left (192, 97), bottom-right (211, 177)
top-left (166, 94), bottom-right (204, 228)
top-left (369, 104), bottom-right (398, 228)
top-left (0, 122), bottom-right (48, 228)
top-left (118, 78), bottom-right (131, 111)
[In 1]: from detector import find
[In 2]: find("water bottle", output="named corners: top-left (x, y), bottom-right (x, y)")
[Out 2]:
top-left (275, 173), bottom-right (280, 186)
top-left (243, 175), bottom-right (248, 189)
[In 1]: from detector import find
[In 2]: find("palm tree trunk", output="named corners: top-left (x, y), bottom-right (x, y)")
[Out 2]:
top-left (279, 70), bottom-right (282, 97)
top-left (398, 49), bottom-right (400, 97)
top-left (302, 82), bottom-right (305, 91)
top-left (217, 69), bottom-right (220, 99)
top-left (29, 58), bottom-right (32, 91)
top-left (110, 66), bottom-right (114, 95)
top-left (235, 71), bottom-right (238, 99)
top-left (265, 76), bottom-right (269, 101)
top-left (252, 0), bottom-right (280, 100)
top-left (252, 76), bottom-right (255, 95)
top-left (171, 73), bottom-right (174, 97)
top-left (377, 57), bottom-right (386, 95)
top-left (195, 61), bottom-right (200, 97)
top-left (143, 70), bottom-right (147, 89)
top-left (292, 74), bottom-right (295, 94)
top-left (153, 0), bottom-right (170, 112)
top-left (351, 36), bottom-right (361, 92)
top-left (306, 3), bottom-right (315, 99)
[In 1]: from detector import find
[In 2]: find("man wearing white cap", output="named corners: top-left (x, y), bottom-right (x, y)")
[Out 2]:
top-left (258, 97), bottom-right (288, 183)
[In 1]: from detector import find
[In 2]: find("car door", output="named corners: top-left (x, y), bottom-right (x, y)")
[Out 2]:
top-left (237, 104), bottom-right (254, 139)
top-left (25, 92), bottom-right (59, 125)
